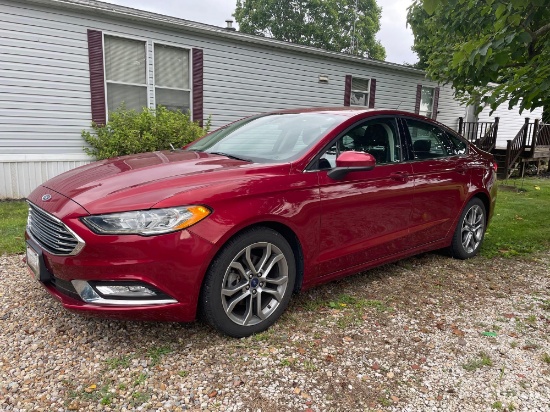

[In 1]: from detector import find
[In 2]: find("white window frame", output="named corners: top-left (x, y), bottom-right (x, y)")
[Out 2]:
top-left (350, 77), bottom-right (371, 107)
top-left (152, 41), bottom-right (193, 117)
top-left (102, 33), bottom-right (150, 115)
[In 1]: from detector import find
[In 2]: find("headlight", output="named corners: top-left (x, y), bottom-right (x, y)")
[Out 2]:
top-left (82, 206), bottom-right (211, 235)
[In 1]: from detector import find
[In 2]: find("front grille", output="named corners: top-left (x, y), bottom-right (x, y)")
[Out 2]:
top-left (27, 202), bottom-right (84, 255)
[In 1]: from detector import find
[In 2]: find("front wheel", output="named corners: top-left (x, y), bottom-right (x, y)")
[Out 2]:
top-left (449, 198), bottom-right (486, 259)
top-left (200, 227), bottom-right (296, 337)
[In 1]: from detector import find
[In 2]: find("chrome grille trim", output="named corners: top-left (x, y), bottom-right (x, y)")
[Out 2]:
top-left (27, 201), bottom-right (85, 256)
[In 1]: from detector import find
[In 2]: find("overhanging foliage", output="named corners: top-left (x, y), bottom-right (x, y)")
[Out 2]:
top-left (407, 0), bottom-right (550, 114)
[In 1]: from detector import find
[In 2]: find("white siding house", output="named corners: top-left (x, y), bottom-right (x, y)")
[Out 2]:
top-left (476, 104), bottom-right (544, 146)
top-left (0, 0), bottom-right (540, 198)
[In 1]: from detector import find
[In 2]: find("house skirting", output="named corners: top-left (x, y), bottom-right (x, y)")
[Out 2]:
top-left (0, 154), bottom-right (91, 199)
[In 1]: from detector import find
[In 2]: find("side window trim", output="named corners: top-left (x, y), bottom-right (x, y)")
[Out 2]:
top-left (305, 116), bottom-right (403, 171)
top-left (397, 117), bottom-right (414, 162)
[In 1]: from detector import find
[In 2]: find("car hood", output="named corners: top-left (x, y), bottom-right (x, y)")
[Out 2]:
top-left (42, 151), bottom-right (288, 214)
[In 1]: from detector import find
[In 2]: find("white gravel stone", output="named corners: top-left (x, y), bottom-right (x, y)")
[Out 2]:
top-left (1, 252), bottom-right (549, 411)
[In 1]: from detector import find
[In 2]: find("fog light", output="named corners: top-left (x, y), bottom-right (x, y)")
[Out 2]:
top-left (96, 284), bottom-right (157, 298)
top-left (71, 280), bottom-right (177, 306)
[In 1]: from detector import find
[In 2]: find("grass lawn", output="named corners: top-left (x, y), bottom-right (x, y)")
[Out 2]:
top-left (0, 199), bottom-right (27, 255)
top-left (0, 177), bottom-right (548, 257)
top-left (482, 177), bottom-right (550, 257)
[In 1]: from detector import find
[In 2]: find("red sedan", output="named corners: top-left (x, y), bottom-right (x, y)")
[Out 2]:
top-left (25, 108), bottom-right (497, 337)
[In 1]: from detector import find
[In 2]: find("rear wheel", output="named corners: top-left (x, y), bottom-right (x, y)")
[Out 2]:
top-left (450, 198), bottom-right (486, 259)
top-left (200, 227), bottom-right (296, 337)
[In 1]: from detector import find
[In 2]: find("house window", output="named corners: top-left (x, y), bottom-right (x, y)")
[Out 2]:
top-left (104, 35), bottom-right (147, 112)
top-left (103, 37), bottom-right (192, 115)
top-left (350, 77), bottom-right (371, 106)
top-left (154, 44), bottom-right (191, 112)
top-left (418, 86), bottom-right (434, 118)
top-left (88, 30), bottom-right (202, 125)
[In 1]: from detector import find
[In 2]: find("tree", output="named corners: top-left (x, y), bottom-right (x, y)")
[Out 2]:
top-left (234, 0), bottom-right (386, 60)
top-left (407, 0), bottom-right (550, 114)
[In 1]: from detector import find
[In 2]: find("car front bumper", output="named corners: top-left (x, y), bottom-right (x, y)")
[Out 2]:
top-left (25, 226), bottom-right (216, 323)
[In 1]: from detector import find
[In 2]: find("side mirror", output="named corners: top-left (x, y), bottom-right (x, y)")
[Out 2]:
top-left (327, 151), bottom-right (376, 180)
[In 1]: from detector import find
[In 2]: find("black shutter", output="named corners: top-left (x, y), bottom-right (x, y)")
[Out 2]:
top-left (192, 48), bottom-right (204, 127)
top-left (368, 78), bottom-right (376, 108)
top-left (87, 29), bottom-right (106, 125)
top-left (344, 75), bottom-right (352, 106)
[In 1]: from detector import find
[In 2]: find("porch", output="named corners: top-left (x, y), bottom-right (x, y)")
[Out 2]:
top-left (458, 117), bottom-right (550, 179)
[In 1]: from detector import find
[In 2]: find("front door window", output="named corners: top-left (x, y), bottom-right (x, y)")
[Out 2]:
top-left (318, 118), bottom-right (402, 169)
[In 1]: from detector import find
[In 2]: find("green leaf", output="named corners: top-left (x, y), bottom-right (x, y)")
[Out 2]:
top-left (526, 90), bottom-right (539, 102)
top-left (495, 3), bottom-right (507, 19)
top-left (517, 31), bottom-right (532, 44)
top-left (510, 0), bottom-right (529, 7)
top-left (423, 0), bottom-right (439, 15)
top-left (479, 43), bottom-right (491, 56)
top-left (494, 52), bottom-right (509, 65)
top-left (482, 331), bottom-right (498, 337)
top-left (539, 80), bottom-right (550, 92)
top-left (494, 18), bottom-right (506, 31)
top-left (504, 33), bottom-right (515, 44)
top-left (452, 51), bottom-right (464, 66)
top-left (463, 42), bottom-right (477, 54)
top-left (507, 14), bottom-right (521, 26)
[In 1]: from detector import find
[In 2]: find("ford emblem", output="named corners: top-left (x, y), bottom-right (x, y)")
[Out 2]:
top-left (41, 194), bottom-right (52, 201)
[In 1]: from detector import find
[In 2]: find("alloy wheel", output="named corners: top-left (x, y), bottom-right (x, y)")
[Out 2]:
top-left (221, 242), bottom-right (289, 326)
top-left (461, 204), bottom-right (484, 254)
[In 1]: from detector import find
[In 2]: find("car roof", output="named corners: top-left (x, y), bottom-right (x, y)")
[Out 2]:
top-left (269, 107), bottom-right (427, 119)
top-left (266, 107), bottom-right (455, 132)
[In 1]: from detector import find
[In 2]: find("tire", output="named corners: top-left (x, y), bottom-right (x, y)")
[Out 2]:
top-left (200, 227), bottom-right (296, 337)
top-left (449, 198), bottom-right (487, 259)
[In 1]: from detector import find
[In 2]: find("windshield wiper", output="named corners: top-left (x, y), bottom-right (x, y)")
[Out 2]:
top-left (208, 152), bottom-right (252, 162)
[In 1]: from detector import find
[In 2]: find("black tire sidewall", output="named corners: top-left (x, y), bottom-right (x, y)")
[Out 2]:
top-left (451, 198), bottom-right (487, 259)
top-left (200, 227), bottom-right (296, 338)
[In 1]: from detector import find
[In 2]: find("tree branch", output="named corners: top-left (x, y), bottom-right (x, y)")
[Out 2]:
top-left (534, 23), bottom-right (550, 40)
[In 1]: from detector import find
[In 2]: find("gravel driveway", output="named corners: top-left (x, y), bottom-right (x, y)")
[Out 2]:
top-left (1, 251), bottom-right (549, 411)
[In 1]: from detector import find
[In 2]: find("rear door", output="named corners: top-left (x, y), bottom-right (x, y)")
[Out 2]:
top-left (313, 116), bottom-right (415, 277)
top-left (401, 117), bottom-right (471, 247)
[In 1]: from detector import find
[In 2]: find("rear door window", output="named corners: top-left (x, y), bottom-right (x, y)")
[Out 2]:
top-left (404, 119), bottom-right (456, 159)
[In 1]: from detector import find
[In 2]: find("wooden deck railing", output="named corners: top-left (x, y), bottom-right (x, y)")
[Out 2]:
top-left (458, 117), bottom-right (499, 152)
top-left (535, 122), bottom-right (550, 146)
top-left (504, 118), bottom-right (530, 179)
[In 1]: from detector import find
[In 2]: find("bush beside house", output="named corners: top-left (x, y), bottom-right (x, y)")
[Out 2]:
top-left (82, 106), bottom-right (211, 160)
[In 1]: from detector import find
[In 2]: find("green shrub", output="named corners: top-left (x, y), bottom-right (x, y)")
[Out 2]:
top-left (82, 105), bottom-right (211, 160)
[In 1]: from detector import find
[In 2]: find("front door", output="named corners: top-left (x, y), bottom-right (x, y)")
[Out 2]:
top-left (314, 117), bottom-right (415, 277)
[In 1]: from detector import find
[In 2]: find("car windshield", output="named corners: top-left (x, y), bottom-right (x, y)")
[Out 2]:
top-left (186, 113), bottom-right (343, 163)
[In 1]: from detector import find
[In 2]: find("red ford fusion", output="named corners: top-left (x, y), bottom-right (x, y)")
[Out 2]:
top-left (25, 108), bottom-right (497, 337)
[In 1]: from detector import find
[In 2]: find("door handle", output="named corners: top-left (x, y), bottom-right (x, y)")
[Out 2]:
top-left (389, 172), bottom-right (409, 182)
top-left (456, 165), bottom-right (468, 174)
